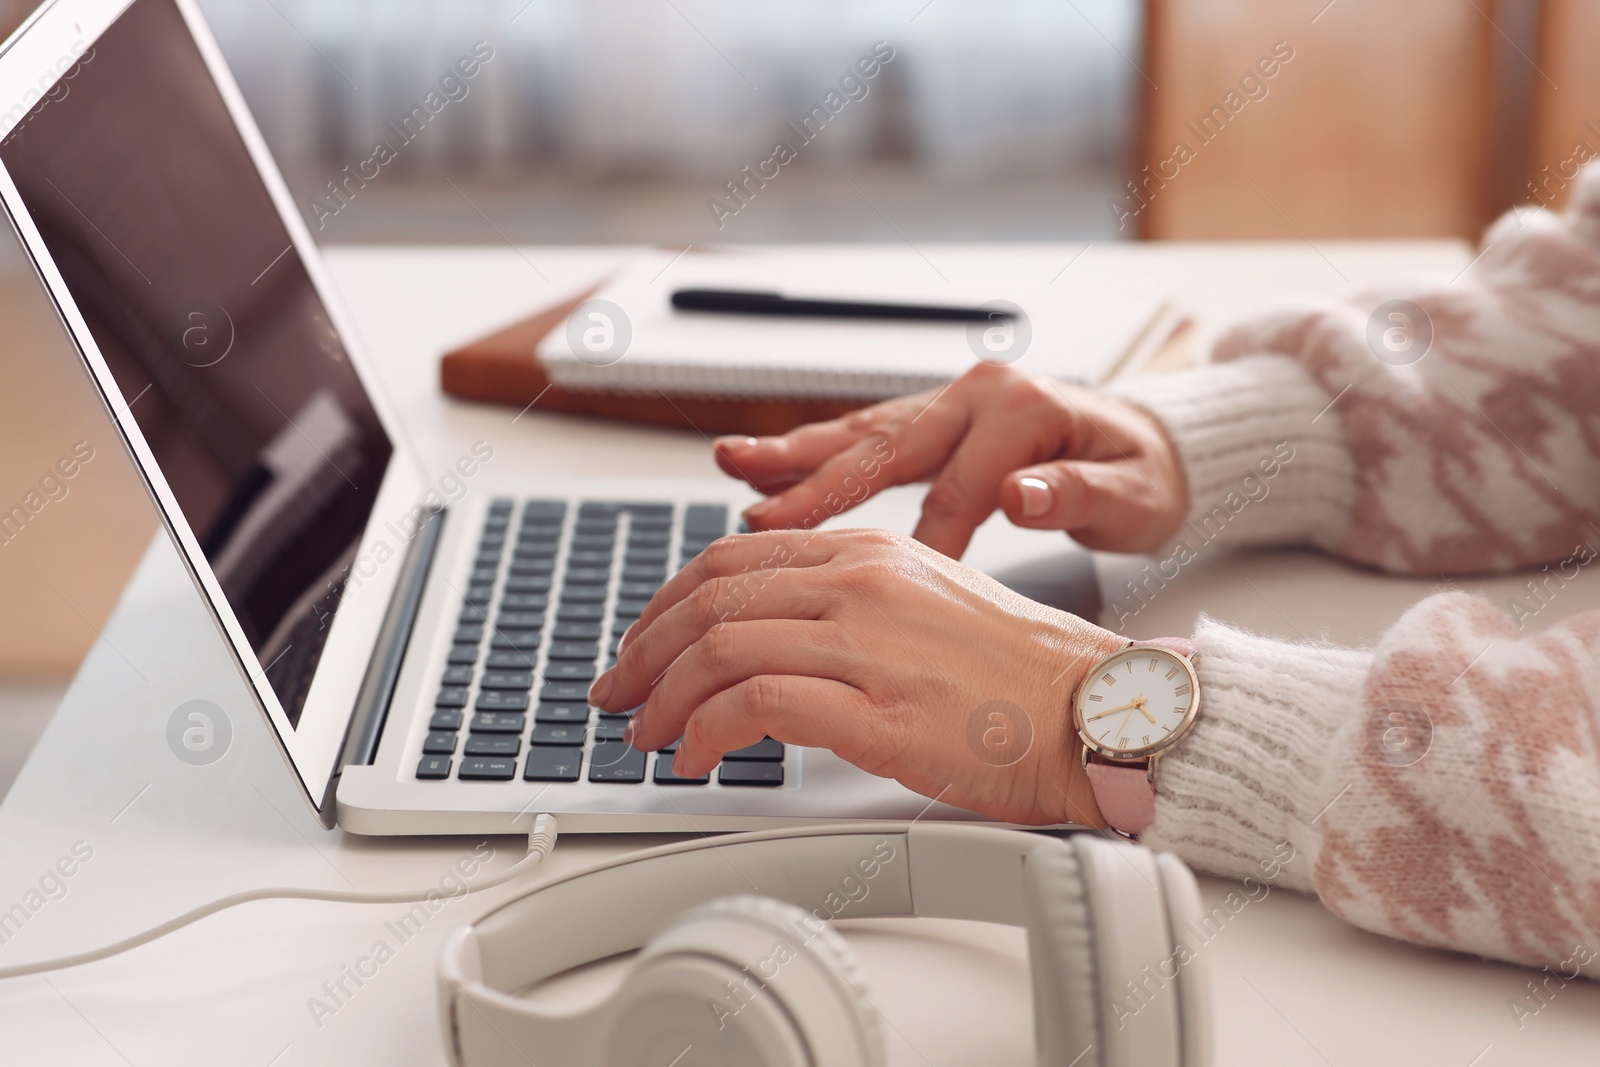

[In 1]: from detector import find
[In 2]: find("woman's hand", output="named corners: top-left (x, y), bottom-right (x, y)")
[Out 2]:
top-left (714, 363), bottom-right (1189, 558)
top-left (587, 528), bottom-right (1127, 826)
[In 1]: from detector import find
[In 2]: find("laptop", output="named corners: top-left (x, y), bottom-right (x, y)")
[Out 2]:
top-left (0, 0), bottom-right (1082, 835)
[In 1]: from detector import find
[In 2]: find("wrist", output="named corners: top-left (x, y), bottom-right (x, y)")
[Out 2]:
top-left (1037, 622), bottom-right (1124, 828)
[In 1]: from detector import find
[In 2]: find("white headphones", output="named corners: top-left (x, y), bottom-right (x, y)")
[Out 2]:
top-left (439, 823), bottom-right (1212, 1067)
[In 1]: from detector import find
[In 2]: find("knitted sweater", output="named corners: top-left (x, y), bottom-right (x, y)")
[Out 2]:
top-left (1113, 164), bottom-right (1600, 977)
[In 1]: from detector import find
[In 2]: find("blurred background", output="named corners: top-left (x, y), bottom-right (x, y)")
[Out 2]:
top-left (1, 0), bottom-right (1597, 763)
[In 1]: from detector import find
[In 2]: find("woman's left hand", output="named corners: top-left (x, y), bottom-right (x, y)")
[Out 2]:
top-left (587, 528), bottom-right (1125, 826)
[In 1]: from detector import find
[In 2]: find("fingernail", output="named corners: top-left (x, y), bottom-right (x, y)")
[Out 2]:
top-left (588, 670), bottom-right (615, 707)
top-left (623, 718), bottom-right (638, 746)
top-left (617, 621), bottom-right (639, 653)
top-left (716, 435), bottom-right (759, 452)
top-left (742, 497), bottom-right (778, 522)
top-left (1018, 476), bottom-right (1053, 518)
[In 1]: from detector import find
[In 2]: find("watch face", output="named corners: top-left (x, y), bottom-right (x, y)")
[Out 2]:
top-left (1074, 646), bottom-right (1199, 759)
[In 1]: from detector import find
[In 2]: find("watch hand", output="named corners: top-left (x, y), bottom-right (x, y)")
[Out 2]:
top-left (1135, 700), bottom-right (1156, 724)
top-left (1087, 701), bottom-right (1143, 721)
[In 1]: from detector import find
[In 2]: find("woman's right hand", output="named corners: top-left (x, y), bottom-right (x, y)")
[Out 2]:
top-left (713, 363), bottom-right (1190, 558)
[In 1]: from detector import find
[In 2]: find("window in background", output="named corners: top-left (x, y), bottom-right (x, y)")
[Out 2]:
top-left (195, 0), bottom-right (1143, 244)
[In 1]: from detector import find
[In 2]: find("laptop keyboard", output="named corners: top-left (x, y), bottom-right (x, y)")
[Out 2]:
top-left (415, 499), bottom-right (786, 788)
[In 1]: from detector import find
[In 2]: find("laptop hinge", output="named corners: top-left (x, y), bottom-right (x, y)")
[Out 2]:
top-left (318, 506), bottom-right (448, 824)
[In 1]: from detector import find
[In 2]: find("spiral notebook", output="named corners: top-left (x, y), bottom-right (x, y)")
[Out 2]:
top-left (535, 249), bottom-right (1178, 401)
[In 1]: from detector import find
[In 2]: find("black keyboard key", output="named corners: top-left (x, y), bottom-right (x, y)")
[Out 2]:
top-left (684, 504), bottom-right (729, 535)
top-left (473, 552), bottom-right (502, 569)
top-left (541, 681), bottom-right (590, 703)
top-left (531, 722), bottom-right (587, 746)
top-left (505, 575), bottom-right (553, 593)
top-left (448, 644), bottom-right (481, 665)
top-left (429, 707), bottom-right (464, 731)
top-left (622, 567), bottom-right (666, 585)
top-left (627, 529), bottom-right (671, 548)
top-left (524, 747), bottom-right (582, 782)
top-left (463, 585), bottom-right (495, 605)
top-left (614, 599), bottom-right (650, 619)
top-left (489, 499), bottom-right (514, 514)
top-left (560, 584), bottom-right (607, 603)
top-left (490, 630), bottom-right (541, 652)
top-left (612, 618), bottom-right (636, 636)
top-left (481, 671), bottom-right (534, 690)
top-left (572, 534), bottom-right (616, 550)
top-left (544, 661), bottom-right (595, 682)
top-left (480, 530), bottom-right (507, 546)
top-left (588, 741), bottom-right (647, 782)
top-left (624, 549), bottom-right (669, 567)
top-left (464, 735), bottom-right (522, 757)
top-left (459, 604), bottom-right (489, 625)
top-left (596, 704), bottom-right (640, 719)
top-left (454, 625), bottom-right (485, 645)
top-left (522, 500), bottom-right (567, 521)
top-left (726, 738), bottom-right (785, 762)
top-left (594, 719), bottom-right (627, 742)
top-left (510, 559), bottom-right (556, 577)
top-left (654, 758), bottom-right (709, 785)
top-left (486, 649), bottom-right (538, 671)
top-left (500, 593), bottom-right (549, 612)
top-left (575, 520), bottom-right (618, 538)
top-left (536, 701), bottom-right (590, 724)
top-left (619, 582), bottom-right (662, 600)
top-left (436, 687), bottom-right (470, 708)
top-left (470, 711), bottom-right (527, 733)
top-left (547, 640), bottom-right (600, 661)
top-left (423, 731), bottom-right (458, 754)
top-left (556, 602), bottom-right (606, 622)
top-left (483, 514), bottom-right (510, 531)
top-left (459, 757), bottom-right (517, 781)
top-left (475, 691), bottom-right (530, 712)
top-left (564, 567), bottom-right (612, 586)
top-left (567, 549), bottom-right (614, 568)
top-left (442, 665), bottom-right (475, 687)
top-left (417, 755), bottom-right (452, 779)
top-left (514, 543), bottom-right (559, 560)
top-left (469, 567), bottom-right (499, 586)
top-left (495, 612), bottom-right (546, 630)
top-left (719, 762), bottom-right (785, 786)
top-left (579, 502), bottom-right (624, 520)
top-left (520, 523), bottom-right (562, 541)
top-left (554, 621), bottom-right (602, 642)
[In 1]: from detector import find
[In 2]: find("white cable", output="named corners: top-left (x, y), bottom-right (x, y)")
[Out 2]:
top-left (0, 813), bottom-right (558, 981)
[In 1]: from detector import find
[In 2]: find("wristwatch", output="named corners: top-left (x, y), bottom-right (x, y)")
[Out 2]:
top-left (1072, 637), bottom-right (1200, 839)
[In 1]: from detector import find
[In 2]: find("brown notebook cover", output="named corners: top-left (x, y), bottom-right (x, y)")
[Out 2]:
top-left (440, 286), bottom-right (867, 437)
top-left (440, 280), bottom-right (1195, 438)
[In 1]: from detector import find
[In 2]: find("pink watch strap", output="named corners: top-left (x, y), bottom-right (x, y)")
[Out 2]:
top-left (1083, 638), bottom-right (1196, 838)
top-left (1085, 759), bottom-right (1156, 837)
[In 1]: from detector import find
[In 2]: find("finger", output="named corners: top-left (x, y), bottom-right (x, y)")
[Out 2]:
top-left (601, 569), bottom-right (833, 713)
top-left (712, 397), bottom-right (917, 488)
top-left (629, 619), bottom-right (853, 752)
top-left (911, 410), bottom-right (1055, 558)
top-left (670, 674), bottom-right (870, 778)
top-left (608, 530), bottom-right (844, 667)
top-left (741, 397), bottom-right (972, 532)
top-left (999, 459), bottom-right (1168, 549)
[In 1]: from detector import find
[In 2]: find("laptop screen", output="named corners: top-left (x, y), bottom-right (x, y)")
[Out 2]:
top-left (0, 0), bottom-right (393, 728)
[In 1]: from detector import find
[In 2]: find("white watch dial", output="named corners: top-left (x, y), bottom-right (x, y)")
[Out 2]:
top-left (1076, 647), bottom-right (1198, 758)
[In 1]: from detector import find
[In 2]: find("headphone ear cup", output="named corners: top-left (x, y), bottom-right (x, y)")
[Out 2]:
top-left (607, 894), bottom-right (885, 1067)
top-left (1021, 838), bottom-right (1103, 1067)
top-left (1024, 836), bottom-right (1194, 1067)
top-left (1154, 852), bottom-right (1212, 1067)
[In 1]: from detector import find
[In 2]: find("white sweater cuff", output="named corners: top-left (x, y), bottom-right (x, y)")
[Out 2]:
top-left (1141, 615), bottom-right (1373, 893)
top-left (1107, 355), bottom-right (1360, 553)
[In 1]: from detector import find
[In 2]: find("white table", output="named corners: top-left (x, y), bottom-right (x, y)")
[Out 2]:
top-left (2, 242), bottom-right (1596, 1066)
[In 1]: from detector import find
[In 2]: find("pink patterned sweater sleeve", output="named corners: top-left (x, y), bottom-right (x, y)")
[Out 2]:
top-left (1104, 165), bottom-right (1600, 974)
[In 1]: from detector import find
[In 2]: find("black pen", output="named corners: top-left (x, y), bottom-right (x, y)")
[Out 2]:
top-left (671, 288), bottom-right (1015, 323)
